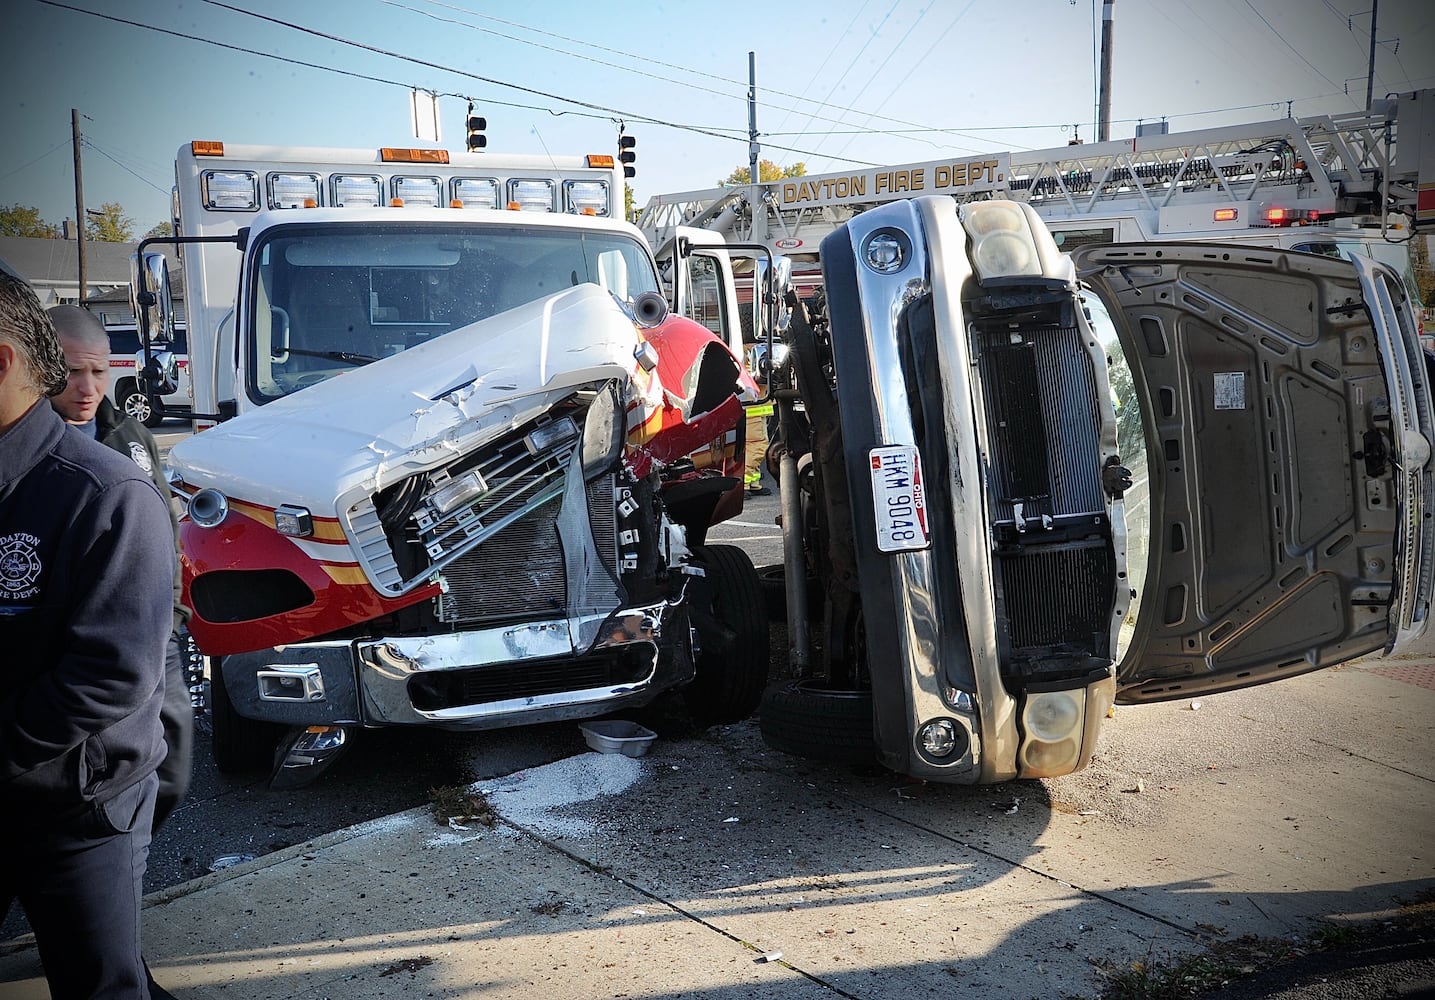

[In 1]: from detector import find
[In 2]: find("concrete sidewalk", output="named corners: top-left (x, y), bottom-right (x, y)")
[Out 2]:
top-left (2, 660), bottom-right (1432, 999)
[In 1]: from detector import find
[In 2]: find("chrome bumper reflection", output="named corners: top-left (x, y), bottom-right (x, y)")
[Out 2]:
top-left (356, 599), bottom-right (684, 726)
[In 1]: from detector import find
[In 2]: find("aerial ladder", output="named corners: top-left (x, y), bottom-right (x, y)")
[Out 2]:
top-left (639, 89), bottom-right (1434, 263)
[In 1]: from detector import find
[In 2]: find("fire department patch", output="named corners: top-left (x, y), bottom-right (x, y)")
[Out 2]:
top-left (128, 441), bottom-right (154, 474)
top-left (0, 532), bottom-right (43, 599)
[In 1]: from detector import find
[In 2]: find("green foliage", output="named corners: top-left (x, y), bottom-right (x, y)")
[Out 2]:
top-left (624, 183), bottom-right (636, 224)
top-left (1412, 234), bottom-right (1434, 310)
top-left (0, 203), bottom-right (59, 238)
top-left (720, 159), bottom-right (808, 186)
top-left (84, 201), bottom-right (134, 243)
top-left (146, 220), bottom-right (174, 238)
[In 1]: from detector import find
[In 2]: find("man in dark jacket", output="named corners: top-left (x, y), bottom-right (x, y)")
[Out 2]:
top-left (0, 273), bottom-right (174, 998)
top-left (49, 304), bottom-right (192, 831)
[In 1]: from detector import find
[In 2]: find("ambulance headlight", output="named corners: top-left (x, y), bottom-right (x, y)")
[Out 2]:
top-left (429, 471), bottom-right (489, 516)
top-left (507, 178), bottom-right (556, 212)
top-left (188, 488), bottom-right (229, 528)
top-left (201, 170), bottom-right (258, 211)
top-left (524, 416), bottom-right (580, 457)
top-left (331, 174), bottom-right (383, 208)
top-left (268, 173), bottom-right (321, 209)
top-left (393, 176), bottom-right (441, 208)
top-left (565, 179), bottom-right (610, 216)
top-left (273, 504), bottom-right (314, 538)
top-left (581, 383), bottom-right (625, 479)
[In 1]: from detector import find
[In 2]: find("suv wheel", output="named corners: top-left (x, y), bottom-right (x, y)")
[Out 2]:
top-left (117, 378), bottom-right (163, 428)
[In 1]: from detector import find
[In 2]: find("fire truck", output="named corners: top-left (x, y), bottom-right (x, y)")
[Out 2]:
top-left (640, 89), bottom-right (1434, 322)
top-left (135, 142), bottom-right (784, 782)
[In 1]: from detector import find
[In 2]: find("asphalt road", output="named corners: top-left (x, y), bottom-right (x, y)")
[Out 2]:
top-left (6, 434), bottom-right (1432, 998)
top-left (1, 463), bottom-right (789, 943)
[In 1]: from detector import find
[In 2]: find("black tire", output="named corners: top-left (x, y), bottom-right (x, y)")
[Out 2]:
top-left (685, 544), bottom-right (770, 725)
top-left (759, 679), bottom-right (876, 765)
top-left (116, 379), bottom-right (162, 428)
top-left (209, 661), bottom-right (281, 773)
top-left (757, 563), bottom-right (827, 622)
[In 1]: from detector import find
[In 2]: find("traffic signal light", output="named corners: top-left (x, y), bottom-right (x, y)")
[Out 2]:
top-left (619, 133), bottom-right (636, 178)
top-left (466, 103), bottom-right (487, 152)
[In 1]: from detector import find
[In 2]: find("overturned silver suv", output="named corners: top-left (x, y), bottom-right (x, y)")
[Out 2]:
top-left (761, 196), bottom-right (1433, 782)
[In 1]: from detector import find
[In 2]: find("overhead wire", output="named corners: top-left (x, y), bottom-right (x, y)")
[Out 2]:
top-left (1240, 0), bottom-right (1347, 96)
top-left (796, 0), bottom-right (903, 161)
top-left (81, 139), bottom-right (172, 196)
top-left (824, 1), bottom-right (993, 162)
top-left (768, 0), bottom-right (873, 167)
top-left (823, 2), bottom-right (943, 162)
top-left (33, 0), bottom-right (876, 167)
top-left (195, 0), bottom-right (882, 164)
top-left (0, 138), bottom-right (71, 183)
top-left (400, 0), bottom-right (993, 155)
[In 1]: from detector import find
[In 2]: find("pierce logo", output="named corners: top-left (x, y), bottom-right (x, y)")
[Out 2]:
top-left (0, 533), bottom-right (43, 599)
top-left (128, 441), bottom-right (154, 475)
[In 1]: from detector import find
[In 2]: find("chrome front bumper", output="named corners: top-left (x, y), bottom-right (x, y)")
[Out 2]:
top-left (821, 196), bottom-right (1119, 783)
top-left (220, 598), bottom-right (691, 731)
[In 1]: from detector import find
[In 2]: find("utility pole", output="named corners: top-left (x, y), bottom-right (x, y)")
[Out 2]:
top-left (1364, 0), bottom-right (1379, 109)
top-left (748, 51), bottom-right (765, 243)
top-left (1098, 0), bottom-right (1115, 142)
top-left (71, 108), bottom-right (88, 304)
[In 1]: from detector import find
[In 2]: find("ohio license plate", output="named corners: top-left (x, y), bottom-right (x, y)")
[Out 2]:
top-left (869, 445), bottom-right (929, 553)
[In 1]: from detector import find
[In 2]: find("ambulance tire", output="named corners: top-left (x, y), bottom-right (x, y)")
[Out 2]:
top-left (685, 544), bottom-right (770, 725)
top-left (209, 661), bottom-right (281, 773)
top-left (758, 679), bottom-right (876, 765)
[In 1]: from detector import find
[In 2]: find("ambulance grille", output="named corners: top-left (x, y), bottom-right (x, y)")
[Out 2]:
top-left (436, 506), bottom-right (566, 623)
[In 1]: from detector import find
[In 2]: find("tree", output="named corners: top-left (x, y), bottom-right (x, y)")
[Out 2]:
top-left (1412, 234), bottom-right (1435, 314)
top-left (719, 160), bottom-right (807, 187)
top-left (624, 184), bottom-right (636, 224)
top-left (0, 204), bottom-right (59, 238)
top-left (146, 220), bottom-right (174, 238)
top-left (85, 201), bottom-right (135, 242)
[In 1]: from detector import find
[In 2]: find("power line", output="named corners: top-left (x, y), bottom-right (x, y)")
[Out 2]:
top-left (196, 0), bottom-right (882, 165)
top-left (1241, 0), bottom-right (1346, 95)
top-left (824, 2), bottom-right (940, 162)
top-left (34, 0), bottom-right (875, 167)
top-left (398, 0), bottom-right (989, 153)
top-left (0, 138), bottom-right (71, 183)
top-left (796, 0), bottom-right (903, 161)
top-left (768, 0), bottom-right (873, 154)
top-left (81, 139), bottom-right (171, 196)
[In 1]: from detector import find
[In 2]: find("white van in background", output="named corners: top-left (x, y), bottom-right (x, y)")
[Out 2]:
top-left (105, 324), bottom-right (191, 427)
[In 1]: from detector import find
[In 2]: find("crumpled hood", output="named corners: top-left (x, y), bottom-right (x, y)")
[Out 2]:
top-left (170, 285), bottom-right (640, 509)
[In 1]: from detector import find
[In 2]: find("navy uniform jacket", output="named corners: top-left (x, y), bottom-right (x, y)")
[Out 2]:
top-left (93, 396), bottom-right (187, 628)
top-left (0, 400), bottom-right (173, 816)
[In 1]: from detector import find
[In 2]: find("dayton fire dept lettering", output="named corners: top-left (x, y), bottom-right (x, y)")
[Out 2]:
top-left (0, 532), bottom-right (43, 599)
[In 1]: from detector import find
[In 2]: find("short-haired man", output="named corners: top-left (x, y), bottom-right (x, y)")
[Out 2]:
top-left (0, 273), bottom-right (174, 998)
top-left (48, 304), bottom-right (192, 832)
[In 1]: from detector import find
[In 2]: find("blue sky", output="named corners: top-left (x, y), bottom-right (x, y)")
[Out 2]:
top-left (2, 0), bottom-right (1431, 234)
